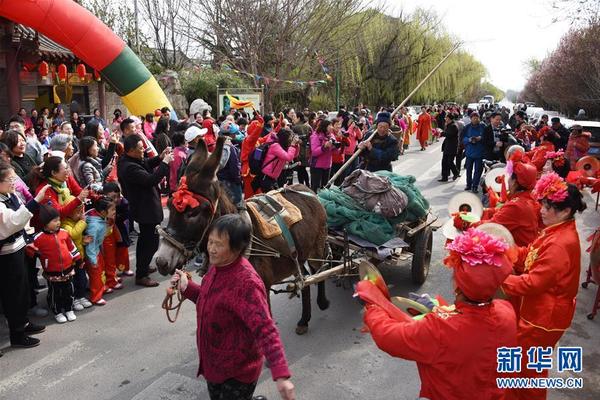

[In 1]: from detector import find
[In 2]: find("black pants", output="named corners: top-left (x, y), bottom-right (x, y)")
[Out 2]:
top-left (330, 162), bottom-right (345, 186)
top-left (441, 152), bottom-right (459, 179)
top-left (310, 167), bottom-right (330, 193)
top-left (136, 223), bottom-right (159, 279)
top-left (295, 165), bottom-right (310, 186)
top-left (455, 149), bottom-right (464, 171)
top-left (207, 379), bottom-right (257, 400)
top-left (47, 279), bottom-right (74, 315)
top-left (26, 254), bottom-right (39, 307)
top-left (260, 175), bottom-right (278, 193)
top-left (0, 249), bottom-right (30, 334)
top-left (73, 265), bottom-right (88, 298)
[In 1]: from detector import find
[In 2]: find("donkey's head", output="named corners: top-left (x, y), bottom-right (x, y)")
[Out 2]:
top-left (155, 136), bottom-right (227, 275)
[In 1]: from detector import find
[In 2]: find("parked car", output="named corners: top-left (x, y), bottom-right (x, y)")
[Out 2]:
top-left (576, 121), bottom-right (600, 159)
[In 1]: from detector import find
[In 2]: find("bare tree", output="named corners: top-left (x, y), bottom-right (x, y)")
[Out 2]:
top-left (80, 0), bottom-right (138, 48)
top-left (186, 0), bottom-right (377, 109)
top-left (551, 0), bottom-right (600, 26)
top-left (138, 0), bottom-right (198, 71)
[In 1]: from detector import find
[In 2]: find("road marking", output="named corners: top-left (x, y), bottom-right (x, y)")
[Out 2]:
top-left (0, 341), bottom-right (85, 396)
top-left (44, 352), bottom-right (108, 389)
top-left (130, 371), bottom-right (204, 400)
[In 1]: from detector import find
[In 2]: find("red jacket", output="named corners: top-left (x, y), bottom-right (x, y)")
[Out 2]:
top-left (202, 118), bottom-right (217, 152)
top-left (502, 219), bottom-right (581, 332)
top-left (32, 178), bottom-right (83, 231)
top-left (183, 257), bottom-right (290, 384)
top-left (481, 191), bottom-right (541, 247)
top-left (33, 228), bottom-right (81, 273)
top-left (365, 300), bottom-right (517, 400)
top-left (240, 115), bottom-right (265, 177)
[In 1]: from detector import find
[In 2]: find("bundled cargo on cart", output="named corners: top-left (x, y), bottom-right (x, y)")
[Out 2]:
top-left (318, 169), bottom-right (437, 284)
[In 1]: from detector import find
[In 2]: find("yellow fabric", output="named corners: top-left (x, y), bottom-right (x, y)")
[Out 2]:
top-left (61, 218), bottom-right (87, 258)
top-left (121, 77), bottom-right (173, 117)
top-left (48, 177), bottom-right (74, 204)
top-left (225, 91), bottom-right (255, 109)
top-left (247, 192), bottom-right (302, 239)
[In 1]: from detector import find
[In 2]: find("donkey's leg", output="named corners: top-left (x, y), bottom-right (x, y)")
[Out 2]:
top-left (316, 279), bottom-right (330, 311)
top-left (308, 260), bottom-right (330, 311)
top-left (296, 285), bottom-right (311, 335)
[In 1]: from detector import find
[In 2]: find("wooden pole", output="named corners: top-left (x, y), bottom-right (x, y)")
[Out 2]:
top-left (325, 43), bottom-right (461, 188)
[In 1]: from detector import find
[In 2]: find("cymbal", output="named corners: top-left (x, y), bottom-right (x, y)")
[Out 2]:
top-left (477, 222), bottom-right (515, 247)
top-left (442, 212), bottom-right (481, 240)
top-left (448, 192), bottom-right (483, 218)
top-left (391, 296), bottom-right (431, 317)
top-left (358, 261), bottom-right (390, 299)
top-left (484, 167), bottom-right (506, 193)
top-left (576, 156), bottom-right (600, 177)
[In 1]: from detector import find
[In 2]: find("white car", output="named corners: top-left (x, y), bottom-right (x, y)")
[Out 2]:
top-left (575, 121), bottom-right (600, 159)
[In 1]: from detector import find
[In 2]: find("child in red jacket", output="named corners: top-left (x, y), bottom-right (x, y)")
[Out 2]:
top-left (32, 205), bottom-right (81, 324)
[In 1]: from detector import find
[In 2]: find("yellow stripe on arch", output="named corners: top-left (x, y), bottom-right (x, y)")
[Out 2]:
top-left (121, 77), bottom-right (173, 117)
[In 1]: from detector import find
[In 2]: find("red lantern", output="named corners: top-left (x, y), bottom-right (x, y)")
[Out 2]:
top-left (57, 64), bottom-right (67, 82)
top-left (38, 61), bottom-right (49, 77)
top-left (93, 70), bottom-right (101, 81)
top-left (76, 63), bottom-right (86, 79)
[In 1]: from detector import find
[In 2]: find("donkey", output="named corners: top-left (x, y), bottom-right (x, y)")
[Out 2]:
top-left (155, 136), bottom-right (330, 334)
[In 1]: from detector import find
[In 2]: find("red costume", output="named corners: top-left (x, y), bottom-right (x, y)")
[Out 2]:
top-left (202, 117), bottom-right (217, 152)
top-left (240, 115), bottom-right (265, 199)
top-left (483, 192), bottom-right (541, 247)
top-left (526, 142), bottom-right (554, 172)
top-left (502, 219), bottom-right (581, 400)
top-left (360, 228), bottom-right (517, 400)
top-left (416, 112), bottom-right (431, 149)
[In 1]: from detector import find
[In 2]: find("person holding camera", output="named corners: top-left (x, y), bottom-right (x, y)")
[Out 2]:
top-left (117, 135), bottom-right (173, 287)
top-left (310, 119), bottom-right (338, 192)
top-left (462, 112), bottom-right (486, 193)
top-left (358, 111), bottom-right (399, 172)
top-left (330, 118), bottom-right (351, 186)
top-left (260, 128), bottom-right (300, 193)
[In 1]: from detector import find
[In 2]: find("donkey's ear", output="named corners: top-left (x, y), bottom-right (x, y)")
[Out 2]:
top-left (185, 138), bottom-right (208, 178)
top-left (198, 135), bottom-right (226, 181)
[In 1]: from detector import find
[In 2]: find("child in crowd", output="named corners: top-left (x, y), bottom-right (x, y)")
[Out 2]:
top-left (31, 205), bottom-right (81, 323)
top-left (84, 196), bottom-right (115, 306)
top-left (102, 183), bottom-right (132, 282)
top-left (61, 204), bottom-right (93, 310)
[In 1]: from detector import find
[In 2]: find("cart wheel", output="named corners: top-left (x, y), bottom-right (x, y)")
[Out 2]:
top-left (411, 227), bottom-right (432, 284)
top-left (582, 282), bottom-right (589, 289)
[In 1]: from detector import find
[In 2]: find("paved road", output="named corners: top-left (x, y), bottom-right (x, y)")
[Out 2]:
top-left (1, 141), bottom-right (598, 400)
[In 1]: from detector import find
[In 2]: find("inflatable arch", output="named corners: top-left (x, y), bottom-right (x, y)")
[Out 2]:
top-left (0, 0), bottom-right (174, 117)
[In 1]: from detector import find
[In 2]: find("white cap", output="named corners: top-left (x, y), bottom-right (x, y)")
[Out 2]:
top-left (184, 126), bottom-right (207, 143)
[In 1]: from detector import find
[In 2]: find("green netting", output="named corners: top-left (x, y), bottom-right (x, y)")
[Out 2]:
top-left (317, 173), bottom-right (429, 245)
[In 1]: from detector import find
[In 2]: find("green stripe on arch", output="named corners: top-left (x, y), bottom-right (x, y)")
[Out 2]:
top-left (100, 46), bottom-right (152, 96)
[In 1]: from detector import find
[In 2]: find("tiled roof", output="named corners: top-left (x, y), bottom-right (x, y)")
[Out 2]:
top-left (13, 24), bottom-right (76, 61)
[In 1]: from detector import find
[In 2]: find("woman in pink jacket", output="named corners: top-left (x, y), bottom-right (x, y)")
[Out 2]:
top-left (260, 128), bottom-right (299, 192)
top-left (310, 119), bottom-right (338, 192)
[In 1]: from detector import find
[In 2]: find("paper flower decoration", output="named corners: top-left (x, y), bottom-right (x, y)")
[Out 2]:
top-left (445, 228), bottom-right (509, 268)
top-left (533, 172), bottom-right (568, 202)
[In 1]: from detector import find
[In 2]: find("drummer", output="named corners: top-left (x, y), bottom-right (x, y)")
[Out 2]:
top-left (501, 174), bottom-right (586, 400)
top-left (357, 228), bottom-right (517, 400)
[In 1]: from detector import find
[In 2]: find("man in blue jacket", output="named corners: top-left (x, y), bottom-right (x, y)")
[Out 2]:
top-left (462, 112), bottom-right (486, 193)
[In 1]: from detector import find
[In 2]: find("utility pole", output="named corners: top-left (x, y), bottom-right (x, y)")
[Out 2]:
top-left (134, 0), bottom-right (140, 54)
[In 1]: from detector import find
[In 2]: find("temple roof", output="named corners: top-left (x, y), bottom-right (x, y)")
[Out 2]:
top-left (13, 24), bottom-right (77, 61)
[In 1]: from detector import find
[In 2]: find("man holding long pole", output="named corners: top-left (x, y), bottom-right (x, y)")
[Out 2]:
top-left (325, 43), bottom-right (461, 187)
top-left (357, 112), bottom-right (399, 172)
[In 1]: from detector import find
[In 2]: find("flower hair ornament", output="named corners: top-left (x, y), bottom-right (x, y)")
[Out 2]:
top-left (445, 228), bottom-right (509, 268)
top-left (544, 150), bottom-right (566, 167)
top-left (533, 172), bottom-right (568, 202)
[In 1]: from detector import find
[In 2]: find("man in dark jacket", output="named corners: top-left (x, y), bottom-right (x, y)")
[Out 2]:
top-left (358, 111), bottom-right (399, 172)
top-left (551, 117), bottom-right (570, 150)
top-left (482, 112), bottom-right (504, 161)
top-left (117, 135), bottom-right (173, 287)
top-left (438, 114), bottom-right (460, 182)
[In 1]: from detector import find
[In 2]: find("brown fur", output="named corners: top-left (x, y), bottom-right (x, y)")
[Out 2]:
top-left (162, 136), bottom-right (330, 334)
